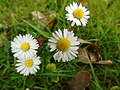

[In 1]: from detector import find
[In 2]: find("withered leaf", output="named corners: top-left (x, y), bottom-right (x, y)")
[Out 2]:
top-left (31, 11), bottom-right (56, 28)
top-left (61, 0), bottom-right (64, 3)
top-left (68, 71), bottom-right (92, 90)
top-left (77, 0), bottom-right (88, 6)
top-left (94, 60), bottom-right (113, 65)
top-left (31, 11), bottom-right (48, 26)
top-left (78, 39), bottom-right (113, 65)
top-left (0, 65), bottom-right (2, 69)
top-left (37, 37), bottom-right (44, 48)
top-left (48, 19), bottom-right (56, 29)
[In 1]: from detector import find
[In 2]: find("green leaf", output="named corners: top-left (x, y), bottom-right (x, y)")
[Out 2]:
top-left (110, 86), bottom-right (120, 90)
top-left (51, 76), bottom-right (59, 83)
top-left (46, 63), bottom-right (56, 72)
top-left (23, 20), bottom-right (51, 38)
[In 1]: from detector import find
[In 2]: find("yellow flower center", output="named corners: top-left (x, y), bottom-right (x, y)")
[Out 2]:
top-left (25, 60), bottom-right (33, 67)
top-left (73, 8), bottom-right (84, 19)
top-left (21, 43), bottom-right (30, 51)
top-left (57, 38), bottom-right (70, 52)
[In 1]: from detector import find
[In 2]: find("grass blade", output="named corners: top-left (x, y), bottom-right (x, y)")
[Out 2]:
top-left (23, 20), bottom-right (51, 38)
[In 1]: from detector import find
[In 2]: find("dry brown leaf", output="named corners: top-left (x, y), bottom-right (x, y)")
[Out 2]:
top-left (94, 60), bottom-right (113, 65)
top-left (37, 37), bottom-right (44, 48)
top-left (31, 11), bottom-right (48, 26)
top-left (78, 0), bottom-right (84, 3)
top-left (117, 23), bottom-right (120, 26)
top-left (78, 0), bottom-right (88, 6)
top-left (78, 39), bottom-right (113, 65)
top-left (31, 11), bottom-right (56, 28)
top-left (48, 19), bottom-right (56, 29)
top-left (61, 0), bottom-right (64, 3)
top-left (78, 39), bottom-right (102, 60)
top-left (0, 65), bottom-right (2, 69)
top-left (68, 71), bottom-right (92, 90)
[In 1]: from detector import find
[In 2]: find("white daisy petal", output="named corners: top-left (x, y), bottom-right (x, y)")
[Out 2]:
top-left (16, 56), bottom-right (41, 76)
top-left (71, 21), bottom-right (76, 26)
top-left (83, 16), bottom-right (90, 19)
top-left (80, 18), bottom-right (87, 26)
top-left (62, 53), bottom-right (66, 62)
top-left (70, 49), bottom-right (79, 55)
top-left (65, 2), bottom-right (90, 26)
top-left (52, 32), bottom-right (59, 40)
top-left (53, 51), bottom-right (62, 62)
top-left (16, 65), bottom-right (25, 72)
top-left (14, 38), bottom-right (21, 45)
top-left (16, 63), bottom-right (23, 66)
top-left (11, 42), bottom-right (20, 48)
top-left (13, 50), bottom-right (23, 58)
top-left (48, 29), bottom-right (80, 62)
top-left (82, 6), bottom-right (87, 12)
top-left (58, 29), bottom-right (63, 38)
top-left (62, 52), bottom-right (69, 62)
top-left (50, 47), bottom-right (56, 52)
top-left (49, 37), bottom-right (57, 43)
top-left (66, 15), bottom-right (74, 21)
top-left (20, 67), bottom-right (27, 75)
top-left (70, 3), bottom-right (75, 11)
top-left (84, 11), bottom-right (90, 16)
top-left (76, 20), bottom-right (81, 26)
top-left (71, 41), bottom-right (80, 46)
top-left (32, 66), bottom-right (37, 73)
top-left (30, 67), bottom-right (34, 74)
top-left (55, 31), bottom-right (62, 38)
top-left (66, 52), bottom-right (75, 60)
top-left (25, 68), bottom-right (30, 76)
top-left (12, 48), bottom-right (21, 53)
top-left (70, 46), bottom-right (79, 51)
top-left (34, 65), bottom-right (40, 70)
top-left (65, 6), bottom-right (72, 13)
top-left (73, 2), bottom-right (78, 9)
top-left (70, 37), bottom-right (77, 43)
top-left (78, 3), bottom-right (82, 8)
top-left (63, 29), bottom-right (68, 38)
top-left (69, 50), bottom-right (77, 57)
top-left (67, 31), bottom-right (73, 40)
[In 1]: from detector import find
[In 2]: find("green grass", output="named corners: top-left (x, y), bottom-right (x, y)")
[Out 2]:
top-left (0, 0), bottom-right (120, 90)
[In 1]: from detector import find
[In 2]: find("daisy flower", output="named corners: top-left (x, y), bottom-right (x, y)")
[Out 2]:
top-left (11, 34), bottom-right (39, 58)
top-left (16, 55), bottom-right (41, 76)
top-left (65, 2), bottom-right (90, 26)
top-left (48, 29), bottom-right (80, 62)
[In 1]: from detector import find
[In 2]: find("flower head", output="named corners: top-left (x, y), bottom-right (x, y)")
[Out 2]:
top-left (11, 34), bottom-right (39, 58)
top-left (65, 2), bottom-right (90, 26)
top-left (48, 29), bottom-right (80, 62)
top-left (16, 56), bottom-right (41, 76)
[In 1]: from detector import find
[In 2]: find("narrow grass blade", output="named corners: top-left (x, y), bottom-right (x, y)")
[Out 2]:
top-left (23, 20), bottom-right (51, 38)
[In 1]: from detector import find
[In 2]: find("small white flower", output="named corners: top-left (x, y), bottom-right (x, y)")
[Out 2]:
top-left (65, 2), bottom-right (90, 26)
top-left (48, 29), bottom-right (80, 62)
top-left (11, 34), bottom-right (39, 58)
top-left (16, 56), bottom-right (41, 76)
